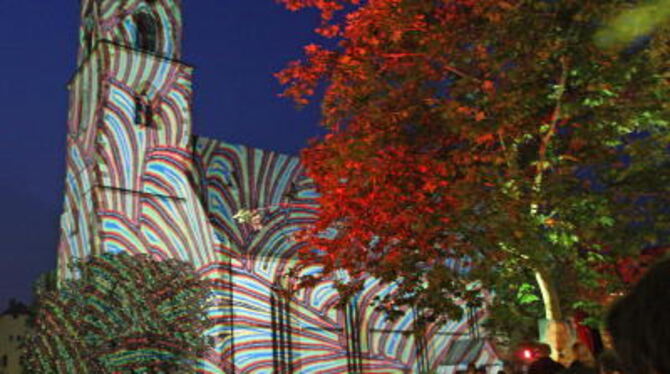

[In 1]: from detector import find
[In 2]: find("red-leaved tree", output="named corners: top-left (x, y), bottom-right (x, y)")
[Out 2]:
top-left (277, 0), bottom-right (670, 355)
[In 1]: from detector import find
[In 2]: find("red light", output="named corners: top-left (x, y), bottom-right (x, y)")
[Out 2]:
top-left (515, 344), bottom-right (536, 362)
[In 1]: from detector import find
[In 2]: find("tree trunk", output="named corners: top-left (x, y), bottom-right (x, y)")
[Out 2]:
top-left (534, 268), bottom-right (561, 321)
top-left (535, 268), bottom-right (572, 365)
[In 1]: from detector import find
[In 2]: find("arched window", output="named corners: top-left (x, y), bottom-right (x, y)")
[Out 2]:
top-left (134, 93), bottom-right (152, 126)
top-left (344, 301), bottom-right (364, 373)
top-left (134, 12), bottom-right (158, 52)
top-left (270, 285), bottom-right (294, 372)
top-left (83, 29), bottom-right (93, 55)
top-left (82, 16), bottom-right (95, 56)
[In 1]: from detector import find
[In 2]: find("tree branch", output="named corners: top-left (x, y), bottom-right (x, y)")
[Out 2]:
top-left (532, 56), bottom-right (569, 213)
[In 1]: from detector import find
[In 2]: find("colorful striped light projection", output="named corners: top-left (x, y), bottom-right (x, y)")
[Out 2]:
top-left (192, 140), bottom-right (500, 373)
top-left (25, 254), bottom-right (212, 374)
top-left (59, 1), bottom-right (501, 372)
top-left (77, 0), bottom-right (182, 64)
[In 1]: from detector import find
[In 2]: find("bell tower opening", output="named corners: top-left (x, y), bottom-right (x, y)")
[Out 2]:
top-left (78, 3), bottom-right (96, 64)
top-left (134, 11), bottom-right (158, 53)
top-left (82, 21), bottom-right (95, 56)
top-left (75, 0), bottom-right (183, 62)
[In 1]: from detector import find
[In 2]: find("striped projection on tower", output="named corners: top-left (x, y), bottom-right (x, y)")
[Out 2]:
top-left (58, 0), bottom-right (501, 372)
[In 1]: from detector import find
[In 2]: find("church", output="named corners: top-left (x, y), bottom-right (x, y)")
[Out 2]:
top-left (57, 1), bottom-right (500, 372)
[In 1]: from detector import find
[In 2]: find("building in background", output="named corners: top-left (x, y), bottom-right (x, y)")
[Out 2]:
top-left (0, 300), bottom-right (30, 374)
top-left (58, 1), bottom-right (500, 372)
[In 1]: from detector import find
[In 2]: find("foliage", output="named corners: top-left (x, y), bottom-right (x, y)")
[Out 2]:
top-left (277, 0), bottom-right (670, 342)
top-left (22, 253), bottom-right (214, 374)
top-left (595, 0), bottom-right (670, 49)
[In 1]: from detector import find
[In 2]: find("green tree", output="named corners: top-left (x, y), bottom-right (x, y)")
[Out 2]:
top-left (596, 0), bottom-right (670, 48)
top-left (278, 0), bottom-right (670, 357)
top-left (22, 253), bottom-right (214, 373)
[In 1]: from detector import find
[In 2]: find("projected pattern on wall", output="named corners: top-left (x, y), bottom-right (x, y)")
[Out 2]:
top-left (193, 139), bottom-right (499, 373)
top-left (58, 0), bottom-right (500, 372)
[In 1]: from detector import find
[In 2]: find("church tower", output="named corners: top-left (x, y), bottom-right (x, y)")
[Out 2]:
top-left (58, 1), bottom-right (231, 370)
top-left (58, 0), bottom-right (221, 279)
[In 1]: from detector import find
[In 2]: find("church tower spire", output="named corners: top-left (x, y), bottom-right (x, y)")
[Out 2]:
top-left (77, 0), bottom-right (183, 65)
top-left (58, 0), bottom-right (215, 275)
top-left (57, 2), bottom-right (231, 371)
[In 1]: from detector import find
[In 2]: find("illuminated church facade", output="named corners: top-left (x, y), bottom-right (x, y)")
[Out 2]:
top-left (57, 1), bottom-right (500, 372)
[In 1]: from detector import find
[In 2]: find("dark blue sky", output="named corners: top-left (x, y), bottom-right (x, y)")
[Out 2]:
top-left (0, 1), bottom-right (324, 307)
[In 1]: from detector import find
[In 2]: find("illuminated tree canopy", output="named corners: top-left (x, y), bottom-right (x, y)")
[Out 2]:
top-left (277, 0), bottom-right (670, 347)
top-left (22, 253), bottom-right (214, 373)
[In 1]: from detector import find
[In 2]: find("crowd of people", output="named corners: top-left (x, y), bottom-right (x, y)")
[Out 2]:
top-left (466, 257), bottom-right (669, 374)
top-left (522, 343), bottom-right (621, 374)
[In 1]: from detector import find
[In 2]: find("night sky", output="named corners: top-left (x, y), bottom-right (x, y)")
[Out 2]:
top-left (0, 1), bottom-right (325, 308)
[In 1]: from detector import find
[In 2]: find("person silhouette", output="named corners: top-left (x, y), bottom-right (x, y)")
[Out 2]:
top-left (607, 257), bottom-right (670, 374)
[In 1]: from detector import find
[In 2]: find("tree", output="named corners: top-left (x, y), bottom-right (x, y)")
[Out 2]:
top-left (22, 253), bottom-right (214, 373)
top-left (277, 0), bottom-right (670, 356)
top-left (595, 0), bottom-right (670, 49)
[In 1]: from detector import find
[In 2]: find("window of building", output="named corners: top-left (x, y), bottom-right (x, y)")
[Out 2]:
top-left (83, 29), bottom-right (93, 56)
top-left (344, 302), bottom-right (364, 373)
top-left (71, 207), bottom-right (79, 235)
top-left (134, 93), bottom-right (153, 127)
top-left (81, 9), bottom-right (95, 58)
top-left (134, 12), bottom-right (158, 52)
top-left (1, 354), bottom-right (6, 367)
top-left (270, 286), bottom-right (294, 373)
